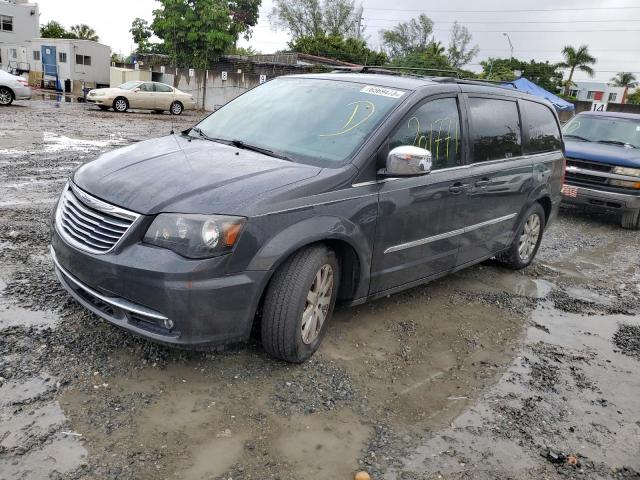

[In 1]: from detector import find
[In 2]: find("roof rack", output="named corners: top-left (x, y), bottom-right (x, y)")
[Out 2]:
top-left (330, 65), bottom-right (461, 78)
top-left (430, 77), bottom-right (518, 90)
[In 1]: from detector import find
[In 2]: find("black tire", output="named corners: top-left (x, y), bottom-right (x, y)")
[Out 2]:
top-left (261, 245), bottom-right (339, 363)
top-left (621, 209), bottom-right (640, 230)
top-left (113, 97), bottom-right (128, 112)
top-left (98, 105), bottom-right (110, 111)
top-left (170, 101), bottom-right (183, 115)
top-left (497, 203), bottom-right (546, 270)
top-left (0, 86), bottom-right (14, 106)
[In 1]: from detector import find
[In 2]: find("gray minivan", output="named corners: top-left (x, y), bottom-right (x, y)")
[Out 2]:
top-left (50, 72), bottom-right (564, 362)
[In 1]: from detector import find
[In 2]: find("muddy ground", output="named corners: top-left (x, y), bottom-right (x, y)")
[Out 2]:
top-left (1, 99), bottom-right (639, 480)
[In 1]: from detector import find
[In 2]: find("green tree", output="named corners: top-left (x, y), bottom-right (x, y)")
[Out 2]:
top-left (152, 0), bottom-right (260, 68)
top-left (626, 89), bottom-right (640, 105)
top-left (557, 45), bottom-right (596, 95)
top-left (130, 18), bottom-right (153, 54)
top-left (69, 24), bottom-right (99, 41)
top-left (380, 14), bottom-right (434, 59)
top-left (269, 0), bottom-right (363, 41)
top-left (610, 72), bottom-right (638, 104)
top-left (290, 34), bottom-right (386, 65)
top-left (40, 21), bottom-right (68, 38)
top-left (391, 49), bottom-right (452, 74)
top-left (447, 21), bottom-right (478, 68)
top-left (479, 57), bottom-right (563, 91)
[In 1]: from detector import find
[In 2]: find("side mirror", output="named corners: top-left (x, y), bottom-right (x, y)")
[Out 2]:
top-left (133, 88), bottom-right (140, 92)
top-left (379, 145), bottom-right (432, 177)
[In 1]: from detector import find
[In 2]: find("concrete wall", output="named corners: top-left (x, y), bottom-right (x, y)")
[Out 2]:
top-left (0, 0), bottom-right (39, 45)
top-left (154, 60), bottom-right (312, 111)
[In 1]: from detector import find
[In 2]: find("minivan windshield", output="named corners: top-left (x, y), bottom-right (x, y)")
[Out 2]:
top-left (193, 78), bottom-right (407, 165)
top-left (118, 81), bottom-right (143, 90)
top-left (563, 115), bottom-right (640, 149)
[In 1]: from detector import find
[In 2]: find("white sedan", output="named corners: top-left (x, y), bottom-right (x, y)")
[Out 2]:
top-left (0, 69), bottom-right (32, 106)
top-left (87, 81), bottom-right (196, 115)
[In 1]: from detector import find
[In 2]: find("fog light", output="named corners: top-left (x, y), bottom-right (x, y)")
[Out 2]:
top-left (163, 318), bottom-right (174, 329)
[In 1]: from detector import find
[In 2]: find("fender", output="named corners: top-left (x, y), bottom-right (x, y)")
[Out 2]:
top-left (247, 215), bottom-right (374, 299)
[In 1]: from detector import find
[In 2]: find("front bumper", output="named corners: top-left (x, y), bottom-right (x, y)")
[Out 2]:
top-left (562, 185), bottom-right (640, 212)
top-left (86, 96), bottom-right (111, 105)
top-left (13, 85), bottom-right (32, 100)
top-left (51, 227), bottom-right (268, 348)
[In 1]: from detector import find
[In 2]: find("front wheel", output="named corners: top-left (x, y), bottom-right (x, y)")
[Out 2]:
top-left (497, 203), bottom-right (546, 270)
top-left (0, 87), bottom-right (13, 106)
top-left (170, 101), bottom-right (183, 115)
top-left (113, 97), bottom-right (128, 112)
top-left (261, 245), bottom-right (339, 363)
top-left (621, 209), bottom-right (640, 230)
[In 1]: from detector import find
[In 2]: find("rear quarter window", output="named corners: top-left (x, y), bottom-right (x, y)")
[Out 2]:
top-left (469, 97), bottom-right (522, 162)
top-left (521, 100), bottom-right (562, 154)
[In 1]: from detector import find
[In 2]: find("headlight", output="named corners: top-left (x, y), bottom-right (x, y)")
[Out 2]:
top-left (143, 214), bottom-right (246, 258)
top-left (613, 166), bottom-right (640, 177)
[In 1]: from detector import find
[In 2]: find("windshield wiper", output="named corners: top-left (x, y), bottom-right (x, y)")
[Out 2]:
top-left (564, 134), bottom-right (591, 142)
top-left (596, 139), bottom-right (637, 149)
top-left (230, 139), bottom-right (292, 161)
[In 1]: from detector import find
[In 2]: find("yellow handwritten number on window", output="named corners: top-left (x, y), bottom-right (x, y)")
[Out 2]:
top-left (320, 101), bottom-right (376, 137)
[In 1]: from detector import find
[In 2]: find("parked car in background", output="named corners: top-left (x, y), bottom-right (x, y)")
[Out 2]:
top-left (51, 72), bottom-right (564, 363)
top-left (0, 69), bottom-right (32, 106)
top-left (561, 111), bottom-right (640, 229)
top-left (86, 80), bottom-right (196, 115)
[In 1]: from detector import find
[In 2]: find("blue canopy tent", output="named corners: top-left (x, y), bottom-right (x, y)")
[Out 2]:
top-left (502, 77), bottom-right (575, 112)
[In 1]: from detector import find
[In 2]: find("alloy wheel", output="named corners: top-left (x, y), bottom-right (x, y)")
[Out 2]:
top-left (171, 102), bottom-right (182, 115)
top-left (301, 264), bottom-right (333, 344)
top-left (115, 99), bottom-right (127, 111)
top-left (518, 213), bottom-right (541, 261)
top-left (0, 88), bottom-right (12, 105)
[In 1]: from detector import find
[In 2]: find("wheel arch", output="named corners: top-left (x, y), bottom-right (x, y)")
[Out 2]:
top-left (0, 85), bottom-right (15, 102)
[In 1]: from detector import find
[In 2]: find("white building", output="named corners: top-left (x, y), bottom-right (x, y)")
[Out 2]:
top-left (0, 0), bottom-right (39, 45)
top-left (569, 81), bottom-right (630, 104)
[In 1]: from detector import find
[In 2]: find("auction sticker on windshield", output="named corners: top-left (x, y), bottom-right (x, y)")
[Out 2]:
top-left (360, 85), bottom-right (406, 99)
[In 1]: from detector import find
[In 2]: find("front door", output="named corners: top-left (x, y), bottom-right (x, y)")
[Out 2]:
top-left (41, 45), bottom-right (57, 77)
top-left (370, 95), bottom-right (473, 294)
top-left (456, 95), bottom-right (533, 265)
top-left (130, 82), bottom-right (156, 109)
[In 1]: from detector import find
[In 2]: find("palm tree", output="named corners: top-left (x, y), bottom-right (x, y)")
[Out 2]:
top-left (557, 45), bottom-right (596, 95)
top-left (69, 24), bottom-right (99, 42)
top-left (425, 41), bottom-right (445, 56)
top-left (610, 72), bottom-right (638, 104)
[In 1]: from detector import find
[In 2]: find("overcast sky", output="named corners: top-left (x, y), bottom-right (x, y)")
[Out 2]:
top-left (36, 0), bottom-right (640, 82)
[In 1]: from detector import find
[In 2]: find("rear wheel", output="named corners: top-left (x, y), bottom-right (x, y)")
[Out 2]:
top-left (113, 97), bottom-right (128, 112)
top-left (170, 101), bottom-right (183, 115)
top-left (0, 87), bottom-right (14, 106)
top-left (497, 203), bottom-right (546, 270)
top-left (621, 209), bottom-right (640, 230)
top-left (261, 245), bottom-right (339, 363)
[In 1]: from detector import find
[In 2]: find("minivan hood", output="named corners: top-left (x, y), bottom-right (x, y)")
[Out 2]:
top-left (565, 140), bottom-right (640, 168)
top-left (72, 134), bottom-right (321, 215)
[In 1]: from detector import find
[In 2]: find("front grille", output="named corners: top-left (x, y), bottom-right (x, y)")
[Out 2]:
top-left (565, 157), bottom-right (611, 187)
top-left (56, 185), bottom-right (138, 254)
top-left (566, 158), bottom-right (612, 173)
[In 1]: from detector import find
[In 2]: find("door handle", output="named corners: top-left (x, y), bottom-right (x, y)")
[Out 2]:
top-left (449, 182), bottom-right (469, 194)
top-left (475, 178), bottom-right (491, 187)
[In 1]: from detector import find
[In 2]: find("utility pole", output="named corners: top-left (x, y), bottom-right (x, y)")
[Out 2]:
top-left (503, 33), bottom-right (514, 61)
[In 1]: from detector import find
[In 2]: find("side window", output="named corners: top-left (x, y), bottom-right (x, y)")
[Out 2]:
top-left (469, 98), bottom-right (522, 163)
top-left (389, 97), bottom-right (462, 170)
top-left (521, 101), bottom-right (562, 154)
top-left (154, 83), bottom-right (173, 93)
top-left (139, 83), bottom-right (154, 92)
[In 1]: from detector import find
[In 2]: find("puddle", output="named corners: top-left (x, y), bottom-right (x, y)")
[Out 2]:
top-left (387, 303), bottom-right (640, 478)
top-left (0, 304), bottom-right (59, 330)
top-left (272, 411), bottom-right (370, 480)
top-left (43, 131), bottom-right (127, 153)
top-left (0, 375), bottom-right (57, 405)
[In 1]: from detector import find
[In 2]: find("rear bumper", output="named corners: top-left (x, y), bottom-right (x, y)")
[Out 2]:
top-left (50, 228), bottom-right (269, 348)
top-left (562, 185), bottom-right (640, 211)
top-left (13, 85), bottom-right (32, 100)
